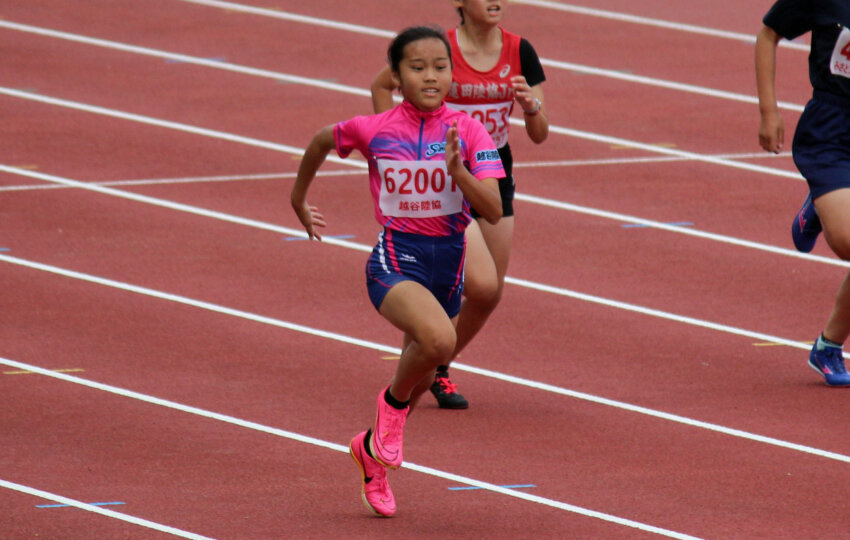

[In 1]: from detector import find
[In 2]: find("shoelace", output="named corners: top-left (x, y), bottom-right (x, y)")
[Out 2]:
top-left (820, 347), bottom-right (848, 374)
top-left (381, 408), bottom-right (406, 446)
top-left (436, 376), bottom-right (459, 394)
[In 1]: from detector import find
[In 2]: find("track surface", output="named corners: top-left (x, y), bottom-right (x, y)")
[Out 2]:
top-left (2, 1), bottom-right (848, 538)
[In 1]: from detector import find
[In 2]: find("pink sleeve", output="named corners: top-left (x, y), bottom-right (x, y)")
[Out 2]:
top-left (334, 116), bottom-right (368, 159)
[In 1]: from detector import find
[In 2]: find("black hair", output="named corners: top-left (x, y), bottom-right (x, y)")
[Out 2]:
top-left (387, 25), bottom-right (452, 73)
top-left (457, 7), bottom-right (464, 24)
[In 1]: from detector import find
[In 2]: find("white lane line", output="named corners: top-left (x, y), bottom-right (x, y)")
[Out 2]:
top-left (0, 40), bottom-right (806, 182)
top-left (510, 0), bottom-right (810, 51)
top-left (0, 22), bottom-right (808, 176)
top-left (532, 119), bottom-right (803, 180)
top-left (5, 163), bottom-right (831, 272)
top-left (513, 193), bottom-right (849, 268)
top-left (0, 88), bottom-right (367, 169)
top-left (0, 21), bottom-right (372, 99)
top-left (172, 0), bottom-right (807, 110)
top-left (0, 355), bottom-right (701, 540)
top-left (0, 169), bottom-right (362, 191)
top-left (512, 151), bottom-right (790, 168)
top-left (0, 91), bottom-right (827, 264)
top-left (539, 57), bottom-right (804, 112)
top-left (1, 252), bottom-right (848, 466)
top-left (0, 164), bottom-right (369, 253)
top-left (0, 479), bottom-right (214, 540)
top-left (0, 16), bottom-right (806, 113)
top-left (0, 81), bottom-right (807, 199)
top-left (0, 151), bottom-right (789, 192)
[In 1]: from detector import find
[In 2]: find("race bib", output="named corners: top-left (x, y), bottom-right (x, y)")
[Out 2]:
top-left (830, 26), bottom-right (850, 79)
top-left (447, 101), bottom-right (512, 148)
top-left (376, 160), bottom-right (463, 218)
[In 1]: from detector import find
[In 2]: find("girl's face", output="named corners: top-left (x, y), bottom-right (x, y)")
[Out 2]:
top-left (392, 37), bottom-right (452, 112)
top-left (455, 0), bottom-right (504, 25)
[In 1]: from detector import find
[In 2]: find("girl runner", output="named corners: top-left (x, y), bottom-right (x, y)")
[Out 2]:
top-left (756, 0), bottom-right (850, 386)
top-left (291, 26), bottom-right (504, 516)
top-left (372, 0), bottom-right (549, 408)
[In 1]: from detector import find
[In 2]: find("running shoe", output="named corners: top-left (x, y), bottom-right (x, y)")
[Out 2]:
top-left (369, 386), bottom-right (408, 469)
top-left (430, 371), bottom-right (469, 409)
top-left (791, 193), bottom-right (822, 253)
top-left (808, 339), bottom-right (850, 387)
top-left (349, 430), bottom-right (396, 517)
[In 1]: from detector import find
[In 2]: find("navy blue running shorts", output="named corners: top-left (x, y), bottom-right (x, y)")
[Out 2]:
top-left (792, 91), bottom-right (850, 200)
top-left (365, 229), bottom-right (466, 318)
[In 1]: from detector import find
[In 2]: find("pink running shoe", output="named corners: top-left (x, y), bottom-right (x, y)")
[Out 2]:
top-left (349, 430), bottom-right (396, 517)
top-left (369, 386), bottom-right (409, 469)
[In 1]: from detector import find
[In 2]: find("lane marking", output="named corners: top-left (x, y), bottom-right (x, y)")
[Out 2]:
top-left (510, 0), bottom-right (810, 51)
top-left (284, 234), bottom-right (354, 241)
top-left (0, 91), bottom-right (826, 263)
top-left (1, 479), bottom-right (211, 539)
top-left (449, 484), bottom-right (536, 491)
top-left (1, 163), bottom-right (844, 275)
top-left (0, 253), bottom-right (847, 466)
top-left (0, 21), bottom-right (374, 99)
top-left (0, 151), bottom-right (792, 193)
top-left (0, 66), bottom-right (807, 182)
top-left (511, 192), bottom-right (848, 268)
top-left (4, 368), bottom-right (85, 375)
top-left (0, 355), bottom-right (701, 540)
top-left (0, 17), bottom-right (806, 120)
top-left (754, 341), bottom-right (814, 348)
top-left (171, 0), bottom-right (807, 111)
top-left (0, 22), bottom-right (810, 179)
top-left (513, 152), bottom-right (790, 168)
top-left (622, 221), bottom-right (693, 228)
top-left (37, 501), bottom-right (125, 508)
top-left (0, 169), bottom-right (362, 192)
top-left (0, 87), bottom-right (367, 170)
top-left (165, 56), bottom-right (226, 64)
top-left (612, 142), bottom-right (675, 150)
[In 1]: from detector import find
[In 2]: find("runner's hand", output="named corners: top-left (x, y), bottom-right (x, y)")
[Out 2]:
top-left (293, 203), bottom-right (326, 241)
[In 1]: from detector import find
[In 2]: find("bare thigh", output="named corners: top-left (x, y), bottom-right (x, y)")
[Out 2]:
top-left (815, 188), bottom-right (850, 260)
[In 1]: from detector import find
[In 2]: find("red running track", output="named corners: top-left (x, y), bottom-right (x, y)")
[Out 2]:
top-left (1, 1), bottom-right (848, 538)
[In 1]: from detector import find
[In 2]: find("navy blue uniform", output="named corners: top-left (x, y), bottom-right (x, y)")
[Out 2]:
top-left (765, 0), bottom-right (850, 197)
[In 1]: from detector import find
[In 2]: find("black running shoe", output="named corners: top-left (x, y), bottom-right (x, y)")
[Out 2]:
top-left (430, 371), bottom-right (469, 409)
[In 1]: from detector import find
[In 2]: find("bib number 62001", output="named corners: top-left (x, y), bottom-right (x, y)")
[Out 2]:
top-left (376, 159), bottom-right (464, 218)
top-left (383, 166), bottom-right (457, 194)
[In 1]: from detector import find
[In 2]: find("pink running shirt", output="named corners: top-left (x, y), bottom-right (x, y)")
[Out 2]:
top-left (334, 100), bottom-right (505, 237)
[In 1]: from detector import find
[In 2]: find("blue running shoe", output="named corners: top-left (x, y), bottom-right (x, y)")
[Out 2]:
top-left (808, 338), bottom-right (850, 387)
top-left (791, 194), bottom-right (822, 253)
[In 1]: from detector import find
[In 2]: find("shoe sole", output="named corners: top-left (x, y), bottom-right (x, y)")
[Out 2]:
top-left (437, 400), bottom-right (469, 409)
top-left (430, 385), bottom-right (469, 409)
top-left (807, 359), bottom-right (850, 387)
top-left (349, 441), bottom-right (393, 517)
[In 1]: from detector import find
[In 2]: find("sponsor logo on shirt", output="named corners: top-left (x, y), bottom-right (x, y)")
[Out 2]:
top-left (475, 149), bottom-right (501, 162)
top-left (499, 64), bottom-right (511, 78)
top-left (425, 142), bottom-right (446, 157)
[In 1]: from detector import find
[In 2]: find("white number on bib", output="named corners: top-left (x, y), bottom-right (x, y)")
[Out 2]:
top-left (830, 27), bottom-right (850, 79)
top-left (377, 160), bottom-right (462, 218)
top-left (447, 102), bottom-right (512, 148)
